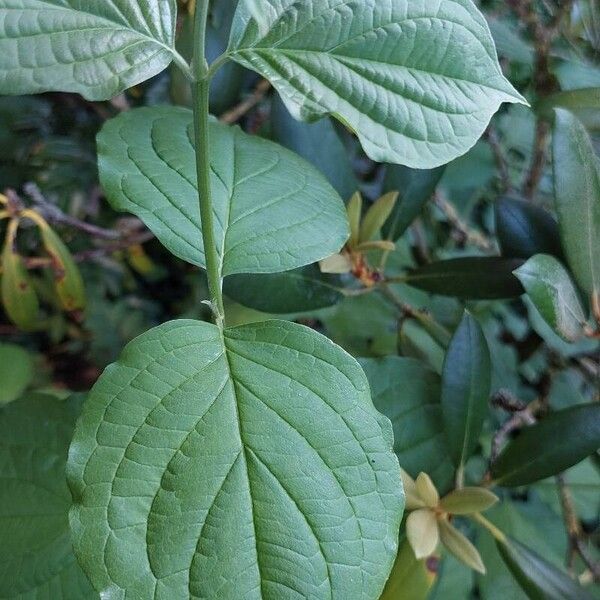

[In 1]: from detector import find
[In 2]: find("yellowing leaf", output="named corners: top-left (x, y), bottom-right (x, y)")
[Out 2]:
top-left (439, 487), bottom-right (499, 515)
top-left (438, 518), bottom-right (485, 574)
top-left (416, 472), bottom-right (440, 508)
top-left (359, 192), bottom-right (399, 244)
top-left (407, 509), bottom-right (439, 560)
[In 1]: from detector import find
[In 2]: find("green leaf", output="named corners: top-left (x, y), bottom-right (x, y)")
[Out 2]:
top-left (407, 258), bottom-right (525, 300)
top-left (441, 312), bottom-right (491, 468)
top-left (495, 197), bottom-right (563, 260)
top-left (380, 539), bottom-right (435, 600)
top-left (223, 265), bottom-right (344, 314)
top-left (227, 0), bottom-right (525, 168)
top-left (68, 319), bottom-right (403, 599)
top-left (492, 403), bottom-right (600, 487)
top-left (552, 109), bottom-right (600, 304)
top-left (271, 93), bottom-right (359, 199)
top-left (360, 192), bottom-right (398, 243)
top-left (439, 488), bottom-right (499, 515)
top-left (438, 519), bottom-right (485, 574)
top-left (98, 106), bottom-right (349, 275)
top-left (514, 255), bottom-right (588, 343)
top-left (0, 0), bottom-right (181, 101)
top-left (361, 357), bottom-right (454, 492)
top-left (0, 342), bottom-right (34, 405)
top-left (383, 165), bottom-right (446, 240)
top-left (0, 394), bottom-right (96, 599)
top-left (496, 536), bottom-right (594, 600)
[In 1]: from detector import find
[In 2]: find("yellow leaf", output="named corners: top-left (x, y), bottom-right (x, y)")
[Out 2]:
top-left (347, 192), bottom-right (363, 248)
top-left (416, 472), bottom-right (440, 508)
top-left (319, 253), bottom-right (352, 274)
top-left (439, 487), bottom-right (499, 515)
top-left (401, 468), bottom-right (426, 510)
top-left (407, 509), bottom-right (439, 560)
top-left (438, 518), bottom-right (486, 574)
top-left (359, 191), bottom-right (398, 243)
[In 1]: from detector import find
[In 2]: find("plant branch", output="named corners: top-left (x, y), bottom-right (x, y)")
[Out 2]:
top-left (192, 1), bottom-right (225, 325)
top-left (220, 79), bottom-right (272, 124)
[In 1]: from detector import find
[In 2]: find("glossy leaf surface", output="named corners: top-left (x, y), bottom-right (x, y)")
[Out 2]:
top-left (441, 312), bottom-right (491, 468)
top-left (497, 536), bottom-right (594, 600)
top-left (492, 403), bottom-right (600, 487)
top-left (495, 197), bottom-right (563, 260)
top-left (0, 394), bottom-right (96, 599)
top-left (98, 106), bottom-right (349, 275)
top-left (0, 0), bottom-right (178, 100)
top-left (228, 0), bottom-right (525, 168)
top-left (514, 255), bottom-right (587, 343)
top-left (553, 109), bottom-right (600, 302)
top-left (407, 258), bottom-right (525, 300)
top-left (68, 319), bottom-right (404, 599)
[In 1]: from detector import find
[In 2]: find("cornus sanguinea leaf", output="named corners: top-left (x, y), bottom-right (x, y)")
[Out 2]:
top-left (98, 106), bottom-right (349, 275)
top-left (68, 319), bottom-right (404, 599)
top-left (0, 0), bottom-right (182, 100)
top-left (227, 0), bottom-right (526, 168)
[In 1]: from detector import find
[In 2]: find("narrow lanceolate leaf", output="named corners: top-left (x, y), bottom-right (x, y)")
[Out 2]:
top-left (0, 394), bottom-right (96, 599)
top-left (223, 265), bottom-right (344, 314)
top-left (553, 109), bottom-right (600, 304)
top-left (98, 106), bottom-right (349, 275)
top-left (438, 519), bottom-right (485, 574)
top-left (359, 193), bottom-right (398, 244)
top-left (0, 0), bottom-right (180, 100)
top-left (496, 536), bottom-right (594, 600)
top-left (514, 255), bottom-right (587, 343)
top-left (1, 239), bottom-right (39, 330)
top-left (439, 488), bottom-right (498, 515)
top-left (492, 403), bottom-right (600, 487)
top-left (40, 224), bottom-right (86, 312)
top-left (68, 319), bottom-right (403, 599)
top-left (227, 0), bottom-right (525, 168)
top-left (407, 258), bottom-right (525, 300)
top-left (441, 312), bottom-right (491, 468)
top-left (495, 196), bottom-right (563, 260)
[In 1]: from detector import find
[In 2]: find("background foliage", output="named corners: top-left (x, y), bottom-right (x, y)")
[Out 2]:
top-left (1, 0), bottom-right (600, 598)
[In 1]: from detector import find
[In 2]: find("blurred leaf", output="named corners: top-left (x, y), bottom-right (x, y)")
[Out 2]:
top-left (399, 319), bottom-right (446, 374)
top-left (360, 192), bottom-right (398, 244)
top-left (553, 109), bottom-right (600, 308)
top-left (380, 539), bottom-right (436, 600)
top-left (347, 192), bottom-right (362, 248)
top-left (407, 258), bottom-right (525, 300)
top-left (383, 165), bottom-right (445, 240)
top-left (223, 265), bottom-right (344, 314)
top-left (407, 509), bottom-right (439, 559)
top-left (361, 357), bottom-right (454, 492)
top-left (487, 18), bottom-right (534, 66)
top-left (495, 196), bottom-right (563, 260)
top-left (514, 255), bottom-right (587, 342)
top-left (1, 234), bottom-right (39, 330)
top-left (439, 519), bottom-right (485, 574)
top-left (271, 94), bottom-right (359, 199)
top-left (39, 223), bottom-right (86, 312)
top-left (441, 312), bottom-right (491, 468)
top-left (415, 472), bottom-right (440, 509)
top-left (496, 536), bottom-right (594, 600)
top-left (440, 488), bottom-right (499, 515)
top-left (492, 403), bottom-right (600, 487)
top-left (0, 394), bottom-right (96, 598)
top-left (0, 343), bottom-right (34, 405)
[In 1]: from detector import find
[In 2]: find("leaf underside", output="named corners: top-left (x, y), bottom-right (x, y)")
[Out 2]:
top-left (0, 0), bottom-right (177, 100)
top-left (68, 319), bottom-right (404, 599)
top-left (228, 0), bottom-right (525, 168)
top-left (98, 106), bottom-right (349, 275)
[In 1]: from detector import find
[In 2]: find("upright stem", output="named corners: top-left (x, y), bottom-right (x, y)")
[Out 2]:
top-left (192, 1), bottom-right (225, 325)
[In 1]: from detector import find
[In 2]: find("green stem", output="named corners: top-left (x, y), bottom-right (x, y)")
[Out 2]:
top-left (471, 512), bottom-right (507, 544)
top-left (192, 1), bottom-right (225, 326)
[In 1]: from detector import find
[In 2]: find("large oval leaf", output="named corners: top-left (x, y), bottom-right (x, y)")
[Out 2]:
top-left (553, 109), bottom-right (600, 303)
top-left (0, 394), bottom-right (96, 599)
top-left (492, 403), bottom-right (600, 487)
top-left (441, 312), bottom-right (491, 468)
top-left (361, 357), bottom-right (454, 492)
top-left (68, 319), bottom-right (403, 599)
top-left (98, 106), bottom-right (349, 275)
top-left (0, 0), bottom-right (179, 100)
top-left (227, 0), bottom-right (525, 168)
